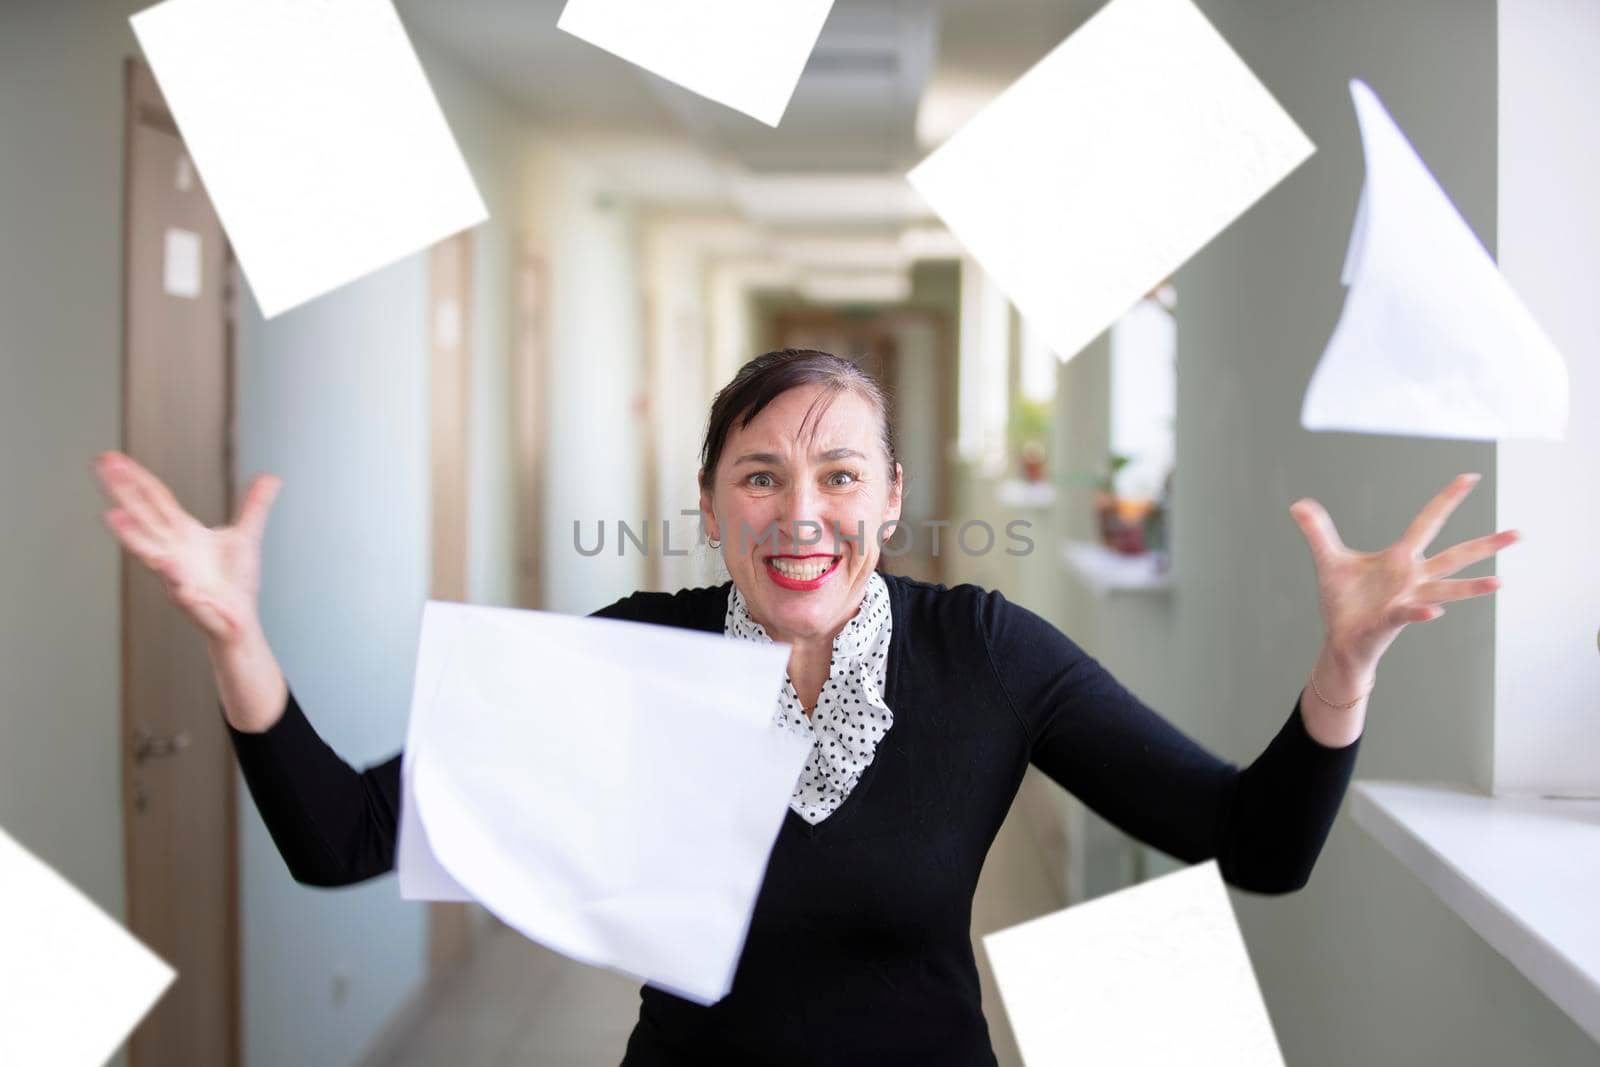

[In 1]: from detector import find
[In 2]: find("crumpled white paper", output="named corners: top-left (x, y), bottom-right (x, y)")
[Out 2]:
top-left (398, 600), bottom-right (809, 1005)
top-left (1302, 80), bottom-right (1569, 440)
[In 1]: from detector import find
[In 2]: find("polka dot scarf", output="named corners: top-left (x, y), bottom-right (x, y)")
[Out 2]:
top-left (724, 570), bottom-right (894, 825)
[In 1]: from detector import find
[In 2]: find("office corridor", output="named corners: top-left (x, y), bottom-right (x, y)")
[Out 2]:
top-left (372, 797), bottom-right (1057, 1067)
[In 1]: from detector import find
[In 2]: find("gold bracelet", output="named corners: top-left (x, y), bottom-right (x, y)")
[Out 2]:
top-left (1309, 667), bottom-right (1370, 710)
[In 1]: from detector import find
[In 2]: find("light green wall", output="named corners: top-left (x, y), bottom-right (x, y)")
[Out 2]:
top-left (1059, 0), bottom-right (1596, 1060)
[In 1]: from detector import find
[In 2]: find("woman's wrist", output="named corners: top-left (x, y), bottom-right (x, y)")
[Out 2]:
top-left (207, 619), bottom-right (288, 734)
top-left (1300, 640), bottom-right (1375, 748)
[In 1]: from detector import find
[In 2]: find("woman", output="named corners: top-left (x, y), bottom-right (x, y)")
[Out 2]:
top-left (93, 348), bottom-right (1516, 1066)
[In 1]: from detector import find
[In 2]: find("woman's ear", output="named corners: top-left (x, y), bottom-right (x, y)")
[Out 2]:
top-left (886, 462), bottom-right (904, 523)
top-left (698, 474), bottom-right (719, 543)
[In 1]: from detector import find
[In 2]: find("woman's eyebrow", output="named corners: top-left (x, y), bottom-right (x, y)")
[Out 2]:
top-left (730, 447), bottom-right (865, 466)
top-left (731, 451), bottom-right (784, 467)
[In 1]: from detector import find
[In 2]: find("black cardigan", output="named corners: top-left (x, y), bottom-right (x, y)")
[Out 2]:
top-left (227, 573), bottom-right (1360, 1066)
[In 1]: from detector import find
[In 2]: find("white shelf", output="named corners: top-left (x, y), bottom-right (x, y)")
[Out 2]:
top-left (996, 479), bottom-right (1057, 509)
top-left (1351, 781), bottom-right (1600, 1046)
top-left (1061, 541), bottom-right (1172, 597)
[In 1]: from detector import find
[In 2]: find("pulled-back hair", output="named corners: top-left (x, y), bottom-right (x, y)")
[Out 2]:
top-left (698, 348), bottom-right (899, 488)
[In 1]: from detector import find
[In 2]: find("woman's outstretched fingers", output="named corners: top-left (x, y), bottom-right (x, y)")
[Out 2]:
top-left (1290, 498), bottom-right (1345, 561)
top-left (1424, 529), bottom-right (1519, 578)
top-left (233, 474), bottom-right (282, 541)
top-left (1401, 473), bottom-right (1480, 553)
top-left (1416, 576), bottom-right (1502, 604)
top-left (1397, 603), bottom-right (1445, 625)
top-left (95, 453), bottom-right (167, 536)
top-left (102, 508), bottom-right (167, 566)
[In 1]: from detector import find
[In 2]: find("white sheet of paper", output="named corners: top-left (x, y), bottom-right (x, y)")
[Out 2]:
top-left (556, 0), bottom-right (835, 127)
top-left (130, 0), bottom-right (487, 319)
top-left (0, 825), bottom-right (176, 1066)
top-left (983, 862), bottom-right (1283, 1067)
top-left (397, 600), bottom-right (810, 1005)
top-left (906, 0), bottom-right (1312, 364)
top-left (1302, 81), bottom-right (1569, 441)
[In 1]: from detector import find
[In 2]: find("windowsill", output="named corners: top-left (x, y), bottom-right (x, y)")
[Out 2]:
top-left (1350, 781), bottom-right (1600, 1046)
top-left (996, 479), bottom-right (1057, 509)
top-left (1062, 541), bottom-right (1172, 597)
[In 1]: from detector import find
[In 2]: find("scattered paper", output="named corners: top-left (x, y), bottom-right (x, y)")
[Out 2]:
top-left (0, 825), bottom-right (176, 1066)
top-left (398, 600), bottom-right (810, 1005)
top-left (556, 0), bottom-right (836, 127)
top-left (1302, 80), bottom-right (1569, 440)
top-left (983, 862), bottom-right (1283, 1067)
top-left (130, 0), bottom-right (487, 318)
top-left (907, 0), bottom-right (1312, 364)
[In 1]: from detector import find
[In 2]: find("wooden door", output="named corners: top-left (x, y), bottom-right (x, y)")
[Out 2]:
top-left (119, 59), bottom-right (239, 1067)
top-left (426, 231), bottom-right (494, 977)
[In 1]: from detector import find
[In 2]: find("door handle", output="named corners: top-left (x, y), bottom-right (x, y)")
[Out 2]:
top-left (132, 725), bottom-right (192, 766)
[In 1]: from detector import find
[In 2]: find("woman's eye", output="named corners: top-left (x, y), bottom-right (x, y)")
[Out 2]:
top-left (826, 470), bottom-right (857, 487)
top-left (748, 472), bottom-right (777, 489)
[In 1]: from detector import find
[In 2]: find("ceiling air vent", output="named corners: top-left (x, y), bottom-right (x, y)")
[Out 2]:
top-left (804, 49), bottom-right (902, 77)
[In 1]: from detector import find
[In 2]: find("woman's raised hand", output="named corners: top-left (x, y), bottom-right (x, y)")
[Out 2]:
top-left (1290, 473), bottom-right (1518, 676)
top-left (93, 451), bottom-right (281, 646)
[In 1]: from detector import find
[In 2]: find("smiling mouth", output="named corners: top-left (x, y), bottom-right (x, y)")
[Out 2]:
top-left (765, 554), bottom-right (842, 587)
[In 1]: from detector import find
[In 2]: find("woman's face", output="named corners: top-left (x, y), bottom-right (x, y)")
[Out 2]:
top-left (700, 383), bottom-right (902, 645)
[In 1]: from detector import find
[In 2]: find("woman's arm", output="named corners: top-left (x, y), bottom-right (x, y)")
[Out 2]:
top-left (226, 690), bottom-right (402, 887)
top-left (220, 588), bottom-right (682, 888)
top-left (988, 473), bottom-right (1516, 894)
top-left (981, 590), bottom-right (1358, 894)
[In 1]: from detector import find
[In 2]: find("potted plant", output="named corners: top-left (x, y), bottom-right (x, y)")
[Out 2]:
top-left (1092, 453), bottom-right (1152, 555)
top-left (1009, 399), bottom-right (1052, 483)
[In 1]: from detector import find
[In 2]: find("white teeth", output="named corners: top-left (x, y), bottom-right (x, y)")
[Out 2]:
top-left (770, 557), bottom-right (833, 581)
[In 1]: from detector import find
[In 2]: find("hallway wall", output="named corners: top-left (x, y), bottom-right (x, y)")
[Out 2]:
top-left (520, 146), bottom-right (650, 617)
top-left (0, 6), bottom-right (159, 1065)
top-left (233, 35), bottom-right (535, 1067)
top-left (1079, 0), bottom-right (1597, 1061)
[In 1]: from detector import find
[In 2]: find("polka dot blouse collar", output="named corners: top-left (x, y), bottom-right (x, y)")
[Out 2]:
top-left (724, 571), bottom-right (894, 825)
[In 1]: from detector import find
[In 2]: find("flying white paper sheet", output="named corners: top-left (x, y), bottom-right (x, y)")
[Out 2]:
top-left (397, 600), bottom-right (810, 1005)
top-left (1302, 81), bottom-right (1569, 441)
top-left (556, 0), bottom-right (836, 127)
top-left (906, 0), bottom-right (1313, 363)
top-left (983, 862), bottom-right (1283, 1067)
top-left (0, 825), bottom-right (176, 1066)
top-left (130, 0), bottom-right (487, 319)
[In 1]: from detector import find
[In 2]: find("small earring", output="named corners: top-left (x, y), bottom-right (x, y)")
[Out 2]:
top-left (708, 537), bottom-right (722, 549)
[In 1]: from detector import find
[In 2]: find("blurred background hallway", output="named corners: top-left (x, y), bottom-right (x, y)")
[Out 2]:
top-left (4, 0), bottom-right (1598, 1065)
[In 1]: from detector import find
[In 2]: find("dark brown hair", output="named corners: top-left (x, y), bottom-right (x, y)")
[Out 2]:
top-left (698, 348), bottom-right (899, 489)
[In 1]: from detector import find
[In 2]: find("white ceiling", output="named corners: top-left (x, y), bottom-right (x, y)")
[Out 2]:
top-left (394, 0), bottom-right (1098, 175)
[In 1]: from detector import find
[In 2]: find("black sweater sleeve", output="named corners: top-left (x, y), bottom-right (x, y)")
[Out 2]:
top-left (226, 691), bottom-right (402, 887)
top-left (221, 589), bottom-right (700, 888)
top-left (979, 589), bottom-right (1359, 894)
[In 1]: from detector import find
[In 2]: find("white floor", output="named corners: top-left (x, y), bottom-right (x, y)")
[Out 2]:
top-left (374, 799), bottom-right (1061, 1067)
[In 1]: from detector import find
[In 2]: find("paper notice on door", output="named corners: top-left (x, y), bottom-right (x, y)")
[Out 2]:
top-left (984, 862), bottom-right (1284, 1066)
top-left (163, 227), bottom-right (202, 299)
top-left (0, 824), bottom-right (176, 1067)
top-left (1302, 80), bottom-right (1569, 440)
